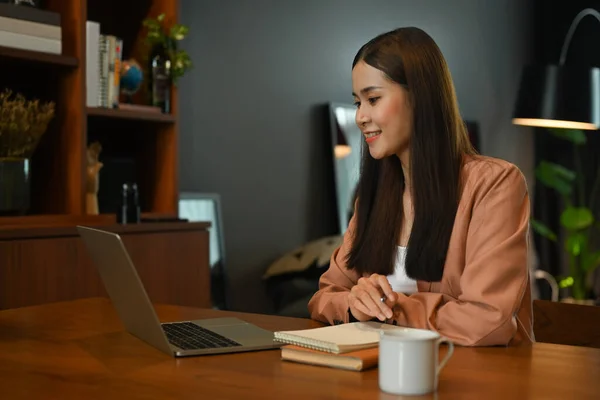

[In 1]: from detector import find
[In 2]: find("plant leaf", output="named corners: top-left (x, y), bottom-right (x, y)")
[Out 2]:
top-left (548, 128), bottom-right (587, 145)
top-left (157, 13), bottom-right (165, 22)
top-left (535, 161), bottom-right (575, 197)
top-left (582, 250), bottom-right (600, 272)
top-left (530, 219), bottom-right (557, 241)
top-left (560, 207), bottom-right (594, 230)
top-left (170, 24), bottom-right (189, 40)
top-left (558, 276), bottom-right (574, 288)
top-left (143, 19), bottom-right (160, 29)
top-left (564, 232), bottom-right (588, 256)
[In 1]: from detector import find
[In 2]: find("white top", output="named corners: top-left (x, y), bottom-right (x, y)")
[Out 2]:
top-left (387, 246), bottom-right (418, 294)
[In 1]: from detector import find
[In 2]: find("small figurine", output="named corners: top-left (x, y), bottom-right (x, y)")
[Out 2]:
top-left (86, 141), bottom-right (103, 215)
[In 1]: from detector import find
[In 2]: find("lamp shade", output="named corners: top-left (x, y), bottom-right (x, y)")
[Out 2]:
top-left (334, 122), bottom-right (351, 159)
top-left (512, 65), bottom-right (600, 130)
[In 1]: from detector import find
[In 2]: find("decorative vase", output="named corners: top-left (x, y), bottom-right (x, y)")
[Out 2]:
top-left (148, 44), bottom-right (172, 113)
top-left (0, 157), bottom-right (30, 215)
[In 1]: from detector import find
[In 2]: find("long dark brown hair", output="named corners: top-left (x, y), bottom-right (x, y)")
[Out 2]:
top-left (346, 27), bottom-right (476, 281)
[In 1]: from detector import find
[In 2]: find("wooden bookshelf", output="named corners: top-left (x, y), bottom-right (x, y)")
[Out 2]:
top-left (0, 0), bottom-right (180, 226)
top-left (87, 106), bottom-right (176, 123)
top-left (0, 45), bottom-right (78, 67)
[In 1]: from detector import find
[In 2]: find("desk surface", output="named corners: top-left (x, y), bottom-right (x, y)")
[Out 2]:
top-left (1, 298), bottom-right (599, 400)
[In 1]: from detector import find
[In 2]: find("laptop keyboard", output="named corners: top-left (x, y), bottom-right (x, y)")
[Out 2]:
top-left (162, 322), bottom-right (242, 350)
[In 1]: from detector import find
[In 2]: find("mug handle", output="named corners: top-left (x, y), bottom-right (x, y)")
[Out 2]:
top-left (436, 337), bottom-right (454, 376)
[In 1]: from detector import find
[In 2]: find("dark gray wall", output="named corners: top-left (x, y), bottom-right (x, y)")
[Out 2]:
top-left (178, 0), bottom-right (534, 313)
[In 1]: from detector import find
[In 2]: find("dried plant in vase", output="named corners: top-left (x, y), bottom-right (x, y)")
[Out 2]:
top-left (0, 89), bottom-right (55, 159)
top-left (0, 89), bottom-right (55, 214)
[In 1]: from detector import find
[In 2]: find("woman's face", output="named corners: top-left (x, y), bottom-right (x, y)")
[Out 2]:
top-left (352, 61), bottom-right (413, 161)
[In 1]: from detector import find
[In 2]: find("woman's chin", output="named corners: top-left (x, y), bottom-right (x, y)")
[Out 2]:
top-left (367, 143), bottom-right (390, 160)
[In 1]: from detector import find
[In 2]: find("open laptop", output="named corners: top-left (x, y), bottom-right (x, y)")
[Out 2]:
top-left (77, 225), bottom-right (282, 357)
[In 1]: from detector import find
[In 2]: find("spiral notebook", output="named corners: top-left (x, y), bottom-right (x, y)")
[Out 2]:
top-left (274, 321), bottom-right (397, 354)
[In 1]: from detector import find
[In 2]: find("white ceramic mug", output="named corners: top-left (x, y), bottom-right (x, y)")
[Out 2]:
top-left (378, 328), bottom-right (454, 396)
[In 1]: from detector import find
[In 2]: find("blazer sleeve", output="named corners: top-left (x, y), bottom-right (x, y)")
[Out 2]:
top-left (307, 211), bottom-right (360, 325)
top-left (392, 164), bottom-right (531, 346)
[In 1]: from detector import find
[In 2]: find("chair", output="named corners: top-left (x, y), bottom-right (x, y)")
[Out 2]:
top-left (533, 300), bottom-right (600, 349)
top-left (533, 269), bottom-right (559, 302)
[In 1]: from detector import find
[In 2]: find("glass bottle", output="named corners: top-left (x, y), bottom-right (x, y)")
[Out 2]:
top-left (149, 45), bottom-right (171, 113)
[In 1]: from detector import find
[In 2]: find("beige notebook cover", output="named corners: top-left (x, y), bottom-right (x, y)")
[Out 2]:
top-left (274, 321), bottom-right (399, 354)
top-left (281, 345), bottom-right (379, 371)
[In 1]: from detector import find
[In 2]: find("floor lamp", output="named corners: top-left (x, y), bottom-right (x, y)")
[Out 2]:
top-left (512, 8), bottom-right (600, 130)
top-left (512, 8), bottom-right (600, 303)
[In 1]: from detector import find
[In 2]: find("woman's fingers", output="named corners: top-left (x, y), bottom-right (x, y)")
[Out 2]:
top-left (351, 295), bottom-right (375, 319)
top-left (370, 274), bottom-right (396, 303)
top-left (357, 276), bottom-right (393, 319)
top-left (349, 287), bottom-right (376, 321)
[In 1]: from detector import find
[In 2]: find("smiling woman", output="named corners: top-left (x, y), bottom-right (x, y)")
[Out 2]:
top-left (308, 27), bottom-right (534, 347)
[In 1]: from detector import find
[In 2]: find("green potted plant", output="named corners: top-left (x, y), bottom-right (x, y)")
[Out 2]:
top-left (141, 13), bottom-right (192, 113)
top-left (0, 89), bottom-right (55, 215)
top-left (142, 13), bottom-right (193, 85)
top-left (532, 128), bottom-right (600, 304)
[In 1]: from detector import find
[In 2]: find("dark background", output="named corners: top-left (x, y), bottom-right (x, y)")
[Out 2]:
top-left (175, 0), bottom-right (600, 312)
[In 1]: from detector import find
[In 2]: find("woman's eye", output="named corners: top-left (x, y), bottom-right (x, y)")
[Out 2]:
top-left (368, 97), bottom-right (380, 105)
top-left (353, 101), bottom-right (361, 108)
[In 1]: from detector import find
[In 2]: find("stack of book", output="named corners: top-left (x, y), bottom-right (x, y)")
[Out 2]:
top-left (0, 3), bottom-right (61, 54)
top-left (85, 20), bottom-right (123, 109)
top-left (274, 322), bottom-right (389, 371)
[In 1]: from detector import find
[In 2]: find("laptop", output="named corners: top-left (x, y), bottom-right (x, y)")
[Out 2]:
top-left (77, 225), bottom-right (282, 357)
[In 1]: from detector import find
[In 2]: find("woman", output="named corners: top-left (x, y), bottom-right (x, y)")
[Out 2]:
top-left (307, 27), bottom-right (533, 347)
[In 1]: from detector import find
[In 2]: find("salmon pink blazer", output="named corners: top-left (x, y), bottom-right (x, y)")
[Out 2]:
top-left (308, 155), bottom-right (534, 347)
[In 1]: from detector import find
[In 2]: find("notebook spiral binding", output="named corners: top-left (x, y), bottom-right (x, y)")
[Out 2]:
top-left (274, 333), bottom-right (336, 353)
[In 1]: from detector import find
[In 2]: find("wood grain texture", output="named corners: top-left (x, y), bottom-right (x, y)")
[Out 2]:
top-left (533, 299), bottom-right (600, 349)
top-left (0, 212), bottom-right (184, 231)
top-left (146, 0), bottom-right (179, 215)
top-left (34, 0), bottom-right (86, 214)
top-left (0, 223), bottom-right (210, 310)
top-left (0, 298), bottom-right (599, 399)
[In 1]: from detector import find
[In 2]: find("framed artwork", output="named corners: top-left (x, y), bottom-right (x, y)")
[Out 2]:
top-left (327, 102), bottom-right (362, 235)
top-left (178, 192), bottom-right (227, 309)
top-left (178, 192), bottom-right (225, 270)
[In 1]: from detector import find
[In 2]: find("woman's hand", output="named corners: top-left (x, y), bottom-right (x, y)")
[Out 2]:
top-left (348, 274), bottom-right (397, 322)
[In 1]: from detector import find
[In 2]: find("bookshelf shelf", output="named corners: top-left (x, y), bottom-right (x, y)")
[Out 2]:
top-left (0, 213), bottom-right (114, 229)
top-left (87, 107), bottom-right (176, 123)
top-left (0, 45), bottom-right (78, 67)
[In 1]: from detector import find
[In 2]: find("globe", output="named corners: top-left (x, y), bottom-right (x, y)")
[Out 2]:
top-left (120, 59), bottom-right (143, 98)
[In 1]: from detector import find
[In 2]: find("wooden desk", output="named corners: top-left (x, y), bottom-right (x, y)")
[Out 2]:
top-left (1, 298), bottom-right (599, 399)
top-left (0, 222), bottom-right (211, 310)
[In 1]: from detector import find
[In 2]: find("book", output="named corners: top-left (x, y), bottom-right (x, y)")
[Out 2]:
top-left (86, 21), bottom-right (100, 107)
top-left (0, 30), bottom-right (60, 54)
top-left (0, 4), bottom-right (60, 26)
top-left (274, 321), bottom-right (398, 354)
top-left (0, 16), bottom-right (61, 40)
top-left (281, 345), bottom-right (378, 372)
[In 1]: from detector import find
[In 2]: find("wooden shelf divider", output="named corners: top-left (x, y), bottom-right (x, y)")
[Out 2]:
top-left (87, 106), bottom-right (176, 123)
top-left (0, 45), bottom-right (78, 67)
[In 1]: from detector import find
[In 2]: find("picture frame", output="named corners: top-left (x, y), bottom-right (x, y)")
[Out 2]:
top-left (178, 192), bottom-right (228, 309)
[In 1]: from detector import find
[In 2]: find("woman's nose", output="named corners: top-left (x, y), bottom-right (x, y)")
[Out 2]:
top-left (356, 108), bottom-right (370, 127)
